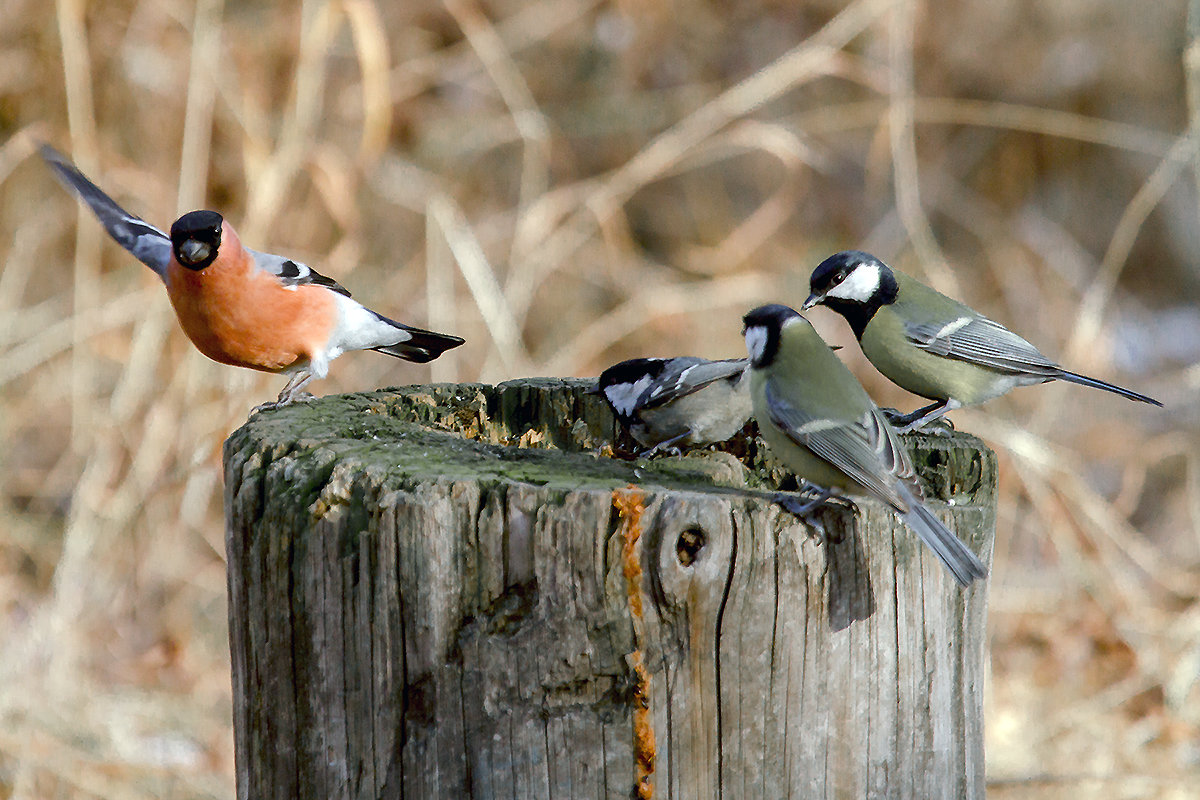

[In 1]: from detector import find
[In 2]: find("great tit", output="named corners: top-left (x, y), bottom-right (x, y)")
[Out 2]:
top-left (595, 356), bottom-right (752, 455)
top-left (743, 303), bottom-right (987, 586)
top-left (802, 251), bottom-right (1162, 431)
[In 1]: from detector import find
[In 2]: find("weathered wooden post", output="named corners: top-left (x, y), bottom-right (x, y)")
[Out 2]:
top-left (224, 378), bottom-right (995, 799)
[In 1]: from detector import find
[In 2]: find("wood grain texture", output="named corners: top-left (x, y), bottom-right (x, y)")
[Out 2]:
top-left (224, 379), bottom-right (996, 799)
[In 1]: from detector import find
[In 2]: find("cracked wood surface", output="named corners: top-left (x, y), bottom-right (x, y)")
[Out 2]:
top-left (223, 378), bottom-right (996, 799)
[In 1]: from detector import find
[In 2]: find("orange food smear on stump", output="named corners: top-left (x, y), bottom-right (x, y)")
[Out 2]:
top-left (614, 485), bottom-right (655, 800)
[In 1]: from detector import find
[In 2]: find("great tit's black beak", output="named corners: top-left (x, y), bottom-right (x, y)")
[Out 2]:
top-left (801, 292), bottom-right (822, 311)
top-left (584, 383), bottom-right (602, 397)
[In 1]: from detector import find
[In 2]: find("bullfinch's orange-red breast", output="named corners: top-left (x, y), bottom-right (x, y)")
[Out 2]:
top-left (41, 145), bottom-right (464, 408)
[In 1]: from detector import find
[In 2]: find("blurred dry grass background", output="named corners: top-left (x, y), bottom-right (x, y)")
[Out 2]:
top-left (1, 0), bottom-right (1198, 796)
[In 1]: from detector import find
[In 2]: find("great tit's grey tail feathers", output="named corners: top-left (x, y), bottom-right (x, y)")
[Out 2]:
top-left (1054, 369), bottom-right (1162, 407)
top-left (369, 312), bottom-right (465, 363)
top-left (899, 487), bottom-right (987, 586)
top-left (39, 144), bottom-right (172, 278)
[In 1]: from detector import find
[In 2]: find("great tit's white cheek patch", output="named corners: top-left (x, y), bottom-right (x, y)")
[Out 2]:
top-left (825, 262), bottom-right (880, 302)
top-left (744, 325), bottom-right (768, 364)
top-left (604, 374), bottom-right (654, 417)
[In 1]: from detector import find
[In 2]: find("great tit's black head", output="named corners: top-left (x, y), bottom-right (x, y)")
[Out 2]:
top-left (170, 210), bottom-right (223, 271)
top-left (596, 358), bottom-right (668, 419)
top-left (803, 250), bottom-right (894, 309)
top-left (742, 304), bottom-right (800, 368)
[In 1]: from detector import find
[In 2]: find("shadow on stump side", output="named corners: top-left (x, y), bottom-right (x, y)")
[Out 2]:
top-left (224, 378), bottom-right (995, 800)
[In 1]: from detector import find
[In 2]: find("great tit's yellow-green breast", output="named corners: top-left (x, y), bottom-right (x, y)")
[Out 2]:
top-left (859, 271), bottom-right (1015, 405)
top-left (746, 310), bottom-right (872, 492)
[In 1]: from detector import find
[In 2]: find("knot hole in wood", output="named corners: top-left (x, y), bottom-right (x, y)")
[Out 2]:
top-left (676, 526), bottom-right (706, 567)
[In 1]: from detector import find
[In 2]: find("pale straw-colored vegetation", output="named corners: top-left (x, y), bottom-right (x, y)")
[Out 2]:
top-left (1, 0), bottom-right (1197, 796)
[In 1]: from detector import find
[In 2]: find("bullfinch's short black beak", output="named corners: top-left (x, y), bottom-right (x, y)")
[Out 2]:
top-left (180, 239), bottom-right (212, 265)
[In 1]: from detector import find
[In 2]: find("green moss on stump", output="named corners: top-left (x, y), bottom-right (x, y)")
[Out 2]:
top-left (223, 379), bottom-right (996, 799)
top-left (224, 378), bottom-right (996, 528)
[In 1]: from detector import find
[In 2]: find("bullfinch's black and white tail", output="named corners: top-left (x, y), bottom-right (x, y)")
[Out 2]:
top-left (369, 312), bottom-right (465, 363)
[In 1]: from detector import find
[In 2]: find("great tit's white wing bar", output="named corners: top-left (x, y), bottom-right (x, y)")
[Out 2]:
top-left (248, 249), bottom-right (352, 297)
top-left (905, 316), bottom-right (1060, 375)
top-left (764, 379), bottom-right (910, 511)
top-left (643, 358), bottom-right (748, 409)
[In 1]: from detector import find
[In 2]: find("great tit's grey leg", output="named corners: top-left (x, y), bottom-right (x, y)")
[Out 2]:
top-left (774, 486), bottom-right (860, 544)
top-left (804, 513), bottom-right (828, 544)
top-left (802, 486), bottom-right (858, 514)
top-left (773, 488), bottom-right (837, 544)
top-left (772, 486), bottom-right (835, 517)
top-left (883, 399), bottom-right (946, 428)
top-left (888, 398), bottom-right (960, 434)
top-left (639, 429), bottom-right (692, 458)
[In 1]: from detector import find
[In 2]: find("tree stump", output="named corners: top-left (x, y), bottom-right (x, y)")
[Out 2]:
top-left (223, 378), bottom-right (995, 800)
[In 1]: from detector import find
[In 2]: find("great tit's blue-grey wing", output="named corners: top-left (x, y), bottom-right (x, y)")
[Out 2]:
top-left (763, 378), bottom-right (911, 510)
top-left (247, 248), bottom-right (352, 297)
top-left (766, 377), bottom-right (987, 585)
top-left (906, 314), bottom-right (1162, 405)
top-left (642, 357), bottom-right (748, 409)
top-left (905, 316), bottom-right (1061, 376)
top-left (40, 144), bottom-right (171, 279)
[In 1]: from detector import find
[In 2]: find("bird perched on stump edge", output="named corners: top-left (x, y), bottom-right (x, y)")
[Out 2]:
top-left (41, 144), bottom-right (464, 410)
top-left (802, 250), bottom-right (1161, 431)
top-left (743, 303), bottom-right (987, 586)
top-left (594, 356), bottom-right (752, 456)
